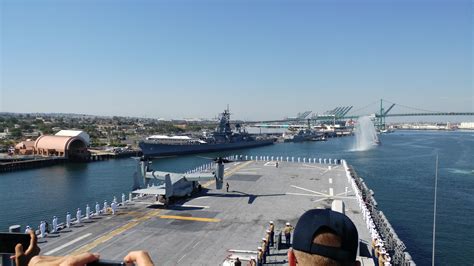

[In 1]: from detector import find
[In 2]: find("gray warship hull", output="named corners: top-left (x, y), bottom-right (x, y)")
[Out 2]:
top-left (139, 139), bottom-right (274, 157)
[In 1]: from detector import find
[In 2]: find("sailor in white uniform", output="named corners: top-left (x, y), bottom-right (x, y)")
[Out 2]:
top-left (122, 193), bottom-right (126, 205)
top-left (66, 212), bottom-right (71, 228)
top-left (39, 221), bottom-right (46, 238)
top-left (25, 225), bottom-right (32, 234)
top-left (111, 201), bottom-right (117, 215)
top-left (76, 208), bottom-right (82, 224)
top-left (86, 204), bottom-right (91, 220)
top-left (103, 200), bottom-right (108, 214)
top-left (384, 254), bottom-right (392, 266)
top-left (95, 202), bottom-right (100, 215)
top-left (86, 204), bottom-right (90, 219)
top-left (52, 216), bottom-right (58, 233)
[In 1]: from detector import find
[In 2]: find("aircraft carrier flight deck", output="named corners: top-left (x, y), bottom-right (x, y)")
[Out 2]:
top-left (35, 157), bottom-right (413, 265)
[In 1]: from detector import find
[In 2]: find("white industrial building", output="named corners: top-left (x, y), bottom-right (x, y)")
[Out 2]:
top-left (459, 122), bottom-right (474, 129)
top-left (55, 130), bottom-right (91, 146)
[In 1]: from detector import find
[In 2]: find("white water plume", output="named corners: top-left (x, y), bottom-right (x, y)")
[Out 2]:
top-left (353, 116), bottom-right (379, 151)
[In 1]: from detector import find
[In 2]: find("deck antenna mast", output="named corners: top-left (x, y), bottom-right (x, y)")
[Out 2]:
top-left (432, 154), bottom-right (438, 266)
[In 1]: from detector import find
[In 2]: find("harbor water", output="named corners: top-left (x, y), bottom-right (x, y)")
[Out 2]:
top-left (0, 130), bottom-right (472, 265)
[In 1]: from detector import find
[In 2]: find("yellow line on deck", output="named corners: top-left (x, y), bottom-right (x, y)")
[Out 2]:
top-left (69, 162), bottom-right (252, 254)
top-left (158, 215), bottom-right (220, 223)
top-left (202, 160), bottom-right (253, 188)
top-left (70, 209), bottom-right (161, 255)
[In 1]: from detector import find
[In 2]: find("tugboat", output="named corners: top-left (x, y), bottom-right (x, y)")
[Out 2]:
top-left (139, 108), bottom-right (275, 158)
top-left (283, 129), bottom-right (324, 142)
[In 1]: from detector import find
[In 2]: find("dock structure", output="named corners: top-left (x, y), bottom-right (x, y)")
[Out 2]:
top-left (35, 158), bottom-right (412, 265)
top-left (88, 149), bottom-right (142, 161)
top-left (0, 157), bottom-right (66, 172)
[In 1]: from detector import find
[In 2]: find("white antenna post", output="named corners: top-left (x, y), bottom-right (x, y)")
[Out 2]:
top-left (432, 154), bottom-right (438, 266)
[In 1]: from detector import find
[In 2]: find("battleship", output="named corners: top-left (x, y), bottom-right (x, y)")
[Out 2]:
top-left (139, 109), bottom-right (275, 158)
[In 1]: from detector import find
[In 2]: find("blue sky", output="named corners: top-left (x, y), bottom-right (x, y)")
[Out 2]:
top-left (0, 0), bottom-right (472, 120)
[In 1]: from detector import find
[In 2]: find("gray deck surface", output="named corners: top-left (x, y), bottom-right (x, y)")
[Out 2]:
top-left (38, 161), bottom-right (375, 265)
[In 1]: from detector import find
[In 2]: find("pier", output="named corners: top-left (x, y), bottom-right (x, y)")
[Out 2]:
top-left (0, 149), bottom-right (142, 172)
top-left (88, 149), bottom-right (142, 161)
top-left (0, 157), bottom-right (66, 173)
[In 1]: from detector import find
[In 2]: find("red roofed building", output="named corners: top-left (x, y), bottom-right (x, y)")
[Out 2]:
top-left (14, 140), bottom-right (36, 155)
top-left (34, 135), bottom-right (89, 160)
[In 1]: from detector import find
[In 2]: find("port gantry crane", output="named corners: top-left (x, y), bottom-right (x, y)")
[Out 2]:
top-left (246, 98), bottom-right (474, 130)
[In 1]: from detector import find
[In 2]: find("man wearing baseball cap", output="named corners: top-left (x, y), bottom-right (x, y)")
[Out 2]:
top-left (288, 209), bottom-right (360, 266)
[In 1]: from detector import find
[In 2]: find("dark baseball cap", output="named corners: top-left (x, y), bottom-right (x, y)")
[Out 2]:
top-left (292, 209), bottom-right (359, 263)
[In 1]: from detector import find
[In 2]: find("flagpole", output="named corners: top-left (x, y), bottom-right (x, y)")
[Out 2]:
top-left (432, 154), bottom-right (438, 266)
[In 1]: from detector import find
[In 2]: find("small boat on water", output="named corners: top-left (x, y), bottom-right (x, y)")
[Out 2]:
top-left (283, 129), bottom-right (325, 142)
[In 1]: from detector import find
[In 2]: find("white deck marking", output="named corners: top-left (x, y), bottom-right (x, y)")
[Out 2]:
top-left (335, 191), bottom-right (351, 196)
top-left (332, 196), bottom-right (357, 200)
top-left (320, 169), bottom-right (330, 176)
top-left (132, 201), bottom-right (161, 205)
top-left (179, 204), bottom-right (210, 209)
top-left (329, 178), bottom-right (333, 184)
top-left (233, 162), bottom-right (241, 165)
top-left (301, 164), bottom-right (328, 170)
top-left (291, 185), bottom-right (328, 196)
top-left (192, 240), bottom-right (201, 248)
top-left (44, 233), bottom-right (92, 255)
top-left (286, 192), bottom-right (328, 197)
top-left (227, 249), bottom-right (258, 254)
top-left (224, 167), bottom-right (230, 171)
top-left (329, 188), bottom-right (334, 196)
top-left (312, 197), bottom-right (331, 203)
top-left (178, 254), bottom-right (187, 262)
top-left (194, 196), bottom-right (210, 200)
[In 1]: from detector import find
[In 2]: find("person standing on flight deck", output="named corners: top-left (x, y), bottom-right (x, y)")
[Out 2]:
top-left (264, 234), bottom-right (271, 255)
top-left (39, 221), bottom-right (46, 238)
top-left (261, 238), bottom-right (268, 263)
top-left (86, 204), bottom-right (90, 219)
top-left (284, 222), bottom-right (294, 247)
top-left (111, 201), bottom-right (117, 215)
top-left (66, 212), bottom-right (71, 228)
top-left (95, 202), bottom-right (100, 215)
top-left (269, 221), bottom-right (275, 247)
top-left (45, 221), bottom-right (50, 234)
top-left (257, 247), bottom-right (263, 266)
top-left (234, 257), bottom-right (242, 266)
top-left (226, 182), bottom-right (230, 192)
top-left (52, 216), bottom-right (58, 233)
top-left (103, 200), bottom-right (108, 214)
top-left (76, 208), bottom-right (82, 224)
